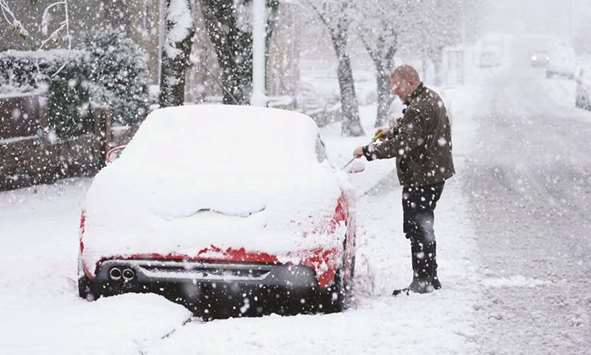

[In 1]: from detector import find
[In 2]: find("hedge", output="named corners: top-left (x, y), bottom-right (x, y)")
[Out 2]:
top-left (0, 30), bottom-right (149, 139)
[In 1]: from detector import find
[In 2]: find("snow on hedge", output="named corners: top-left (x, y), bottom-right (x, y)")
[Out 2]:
top-left (0, 49), bottom-right (87, 95)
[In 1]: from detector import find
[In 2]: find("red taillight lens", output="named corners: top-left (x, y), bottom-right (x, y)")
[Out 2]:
top-left (79, 210), bottom-right (86, 252)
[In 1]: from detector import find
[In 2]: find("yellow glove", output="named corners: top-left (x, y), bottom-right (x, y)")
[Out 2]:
top-left (372, 128), bottom-right (387, 142)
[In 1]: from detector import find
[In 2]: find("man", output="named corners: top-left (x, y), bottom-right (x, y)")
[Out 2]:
top-left (353, 65), bottom-right (455, 295)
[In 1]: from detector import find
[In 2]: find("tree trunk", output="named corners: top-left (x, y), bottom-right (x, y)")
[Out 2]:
top-left (335, 48), bottom-right (364, 136)
top-left (375, 62), bottom-right (395, 128)
top-left (200, 0), bottom-right (253, 105)
top-left (432, 47), bottom-right (444, 86)
top-left (159, 0), bottom-right (194, 108)
top-left (332, 31), bottom-right (363, 137)
top-left (359, 24), bottom-right (397, 129)
top-left (421, 57), bottom-right (429, 82)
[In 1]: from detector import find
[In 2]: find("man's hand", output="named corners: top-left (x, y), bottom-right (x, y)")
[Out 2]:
top-left (353, 146), bottom-right (365, 158)
top-left (373, 128), bottom-right (387, 141)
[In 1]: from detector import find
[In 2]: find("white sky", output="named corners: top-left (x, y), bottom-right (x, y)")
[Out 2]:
top-left (478, 0), bottom-right (582, 41)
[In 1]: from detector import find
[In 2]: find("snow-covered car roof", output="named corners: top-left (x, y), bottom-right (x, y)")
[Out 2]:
top-left (119, 104), bottom-right (324, 175)
top-left (82, 105), bottom-right (347, 271)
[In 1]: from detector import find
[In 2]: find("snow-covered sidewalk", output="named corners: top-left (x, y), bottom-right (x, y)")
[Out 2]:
top-left (0, 180), bottom-right (193, 354)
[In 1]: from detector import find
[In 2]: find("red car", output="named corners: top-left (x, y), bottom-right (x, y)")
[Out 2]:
top-left (78, 105), bottom-right (357, 318)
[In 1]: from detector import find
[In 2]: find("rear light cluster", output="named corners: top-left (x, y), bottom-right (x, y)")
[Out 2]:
top-left (79, 210), bottom-right (86, 253)
top-left (109, 267), bottom-right (136, 282)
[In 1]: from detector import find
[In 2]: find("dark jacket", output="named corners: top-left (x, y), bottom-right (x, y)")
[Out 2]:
top-left (363, 83), bottom-right (455, 187)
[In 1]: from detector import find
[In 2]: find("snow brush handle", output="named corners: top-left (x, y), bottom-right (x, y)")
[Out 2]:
top-left (342, 157), bottom-right (356, 169)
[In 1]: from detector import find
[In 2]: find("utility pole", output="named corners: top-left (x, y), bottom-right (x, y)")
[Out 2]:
top-left (251, 0), bottom-right (267, 106)
top-left (157, 0), bottom-right (166, 86)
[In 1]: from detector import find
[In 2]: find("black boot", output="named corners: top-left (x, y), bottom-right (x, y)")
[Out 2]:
top-left (428, 241), bottom-right (441, 290)
top-left (393, 241), bottom-right (441, 296)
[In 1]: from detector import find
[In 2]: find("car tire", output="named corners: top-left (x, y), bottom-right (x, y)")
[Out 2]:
top-left (78, 275), bottom-right (99, 301)
top-left (319, 249), bottom-right (355, 313)
top-left (319, 270), bottom-right (346, 313)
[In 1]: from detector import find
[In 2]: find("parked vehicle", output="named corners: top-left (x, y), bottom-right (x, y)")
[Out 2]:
top-left (77, 104), bottom-right (357, 318)
top-left (576, 64), bottom-right (591, 110)
top-left (530, 51), bottom-right (550, 68)
top-left (546, 45), bottom-right (576, 79)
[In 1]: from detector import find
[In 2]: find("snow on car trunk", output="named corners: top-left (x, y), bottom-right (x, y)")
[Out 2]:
top-left (82, 105), bottom-right (345, 272)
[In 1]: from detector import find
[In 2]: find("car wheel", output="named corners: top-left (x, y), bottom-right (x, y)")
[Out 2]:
top-left (78, 275), bottom-right (99, 301)
top-left (319, 249), bottom-right (355, 313)
top-left (319, 270), bottom-right (345, 313)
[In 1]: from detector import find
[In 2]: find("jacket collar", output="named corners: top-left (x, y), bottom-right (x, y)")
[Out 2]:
top-left (404, 82), bottom-right (425, 106)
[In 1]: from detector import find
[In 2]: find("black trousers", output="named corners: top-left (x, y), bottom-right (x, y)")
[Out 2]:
top-left (402, 182), bottom-right (445, 241)
top-left (402, 182), bottom-right (445, 279)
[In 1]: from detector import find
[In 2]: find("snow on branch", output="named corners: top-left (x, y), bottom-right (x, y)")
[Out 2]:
top-left (234, 0), bottom-right (253, 33)
top-left (164, 0), bottom-right (194, 58)
top-left (38, 0), bottom-right (71, 51)
top-left (0, 0), bottom-right (30, 38)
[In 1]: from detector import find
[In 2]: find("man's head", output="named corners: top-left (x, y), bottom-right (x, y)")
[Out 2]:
top-left (390, 65), bottom-right (421, 103)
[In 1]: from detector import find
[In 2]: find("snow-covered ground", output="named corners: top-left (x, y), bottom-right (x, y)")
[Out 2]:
top-left (0, 81), bottom-right (484, 354)
top-left (5, 42), bottom-right (590, 352)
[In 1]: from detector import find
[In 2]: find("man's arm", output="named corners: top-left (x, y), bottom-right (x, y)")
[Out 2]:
top-left (361, 109), bottom-right (424, 161)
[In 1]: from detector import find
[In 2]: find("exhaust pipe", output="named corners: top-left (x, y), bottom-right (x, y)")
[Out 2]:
top-left (109, 267), bottom-right (122, 281)
top-left (122, 268), bottom-right (135, 282)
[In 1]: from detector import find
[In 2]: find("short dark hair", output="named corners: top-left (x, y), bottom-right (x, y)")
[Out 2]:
top-left (391, 65), bottom-right (420, 85)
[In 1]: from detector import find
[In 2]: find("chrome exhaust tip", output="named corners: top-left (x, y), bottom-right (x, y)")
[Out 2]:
top-left (109, 267), bottom-right (122, 281)
top-left (122, 268), bottom-right (135, 281)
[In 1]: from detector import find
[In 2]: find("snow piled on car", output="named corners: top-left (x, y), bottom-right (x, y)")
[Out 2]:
top-left (82, 105), bottom-right (347, 272)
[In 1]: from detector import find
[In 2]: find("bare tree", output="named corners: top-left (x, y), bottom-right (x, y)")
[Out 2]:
top-left (304, 0), bottom-right (364, 137)
top-left (0, 0), bottom-right (30, 38)
top-left (159, 0), bottom-right (194, 107)
top-left (198, 0), bottom-right (281, 105)
top-left (355, 1), bottom-right (410, 127)
top-left (1, 0), bottom-right (72, 53)
top-left (199, 0), bottom-right (253, 104)
top-left (403, 0), bottom-right (462, 85)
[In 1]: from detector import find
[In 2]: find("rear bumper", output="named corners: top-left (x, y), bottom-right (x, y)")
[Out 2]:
top-left (90, 259), bottom-right (322, 317)
top-left (95, 259), bottom-right (318, 289)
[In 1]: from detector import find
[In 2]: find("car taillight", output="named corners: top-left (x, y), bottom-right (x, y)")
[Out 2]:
top-left (79, 210), bottom-right (86, 252)
top-left (328, 194), bottom-right (348, 233)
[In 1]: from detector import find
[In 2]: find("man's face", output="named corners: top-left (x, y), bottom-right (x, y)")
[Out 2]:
top-left (390, 74), bottom-right (411, 102)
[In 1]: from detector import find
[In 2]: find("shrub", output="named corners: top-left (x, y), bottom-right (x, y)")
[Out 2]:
top-left (80, 30), bottom-right (149, 126)
top-left (47, 63), bottom-right (93, 138)
top-left (0, 30), bottom-right (149, 138)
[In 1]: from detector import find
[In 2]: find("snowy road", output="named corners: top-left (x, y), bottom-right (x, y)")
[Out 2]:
top-left (463, 73), bottom-right (591, 354)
